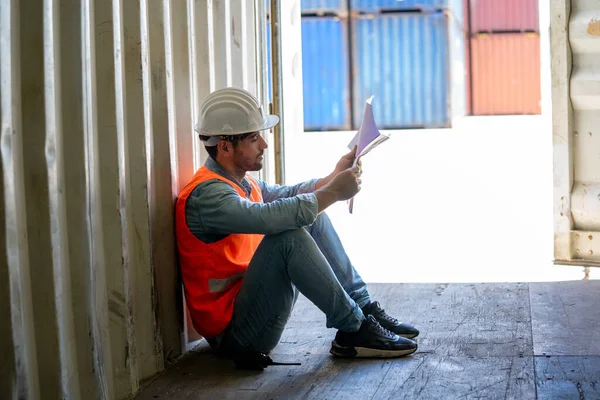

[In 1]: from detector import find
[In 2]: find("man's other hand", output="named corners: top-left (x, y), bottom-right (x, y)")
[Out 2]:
top-left (316, 146), bottom-right (361, 191)
top-left (327, 165), bottom-right (362, 201)
top-left (315, 164), bottom-right (362, 213)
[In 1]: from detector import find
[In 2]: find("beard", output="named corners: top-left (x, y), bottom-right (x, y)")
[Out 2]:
top-left (250, 153), bottom-right (264, 170)
top-left (250, 160), bottom-right (263, 171)
top-left (233, 149), bottom-right (264, 172)
top-left (239, 156), bottom-right (263, 172)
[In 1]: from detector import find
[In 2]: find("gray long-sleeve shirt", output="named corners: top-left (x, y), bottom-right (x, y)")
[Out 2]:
top-left (185, 157), bottom-right (320, 243)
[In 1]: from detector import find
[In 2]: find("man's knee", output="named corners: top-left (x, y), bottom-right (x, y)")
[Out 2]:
top-left (263, 227), bottom-right (314, 246)
top-left (313, 212), bottom-right (330, 227)
top-left (306, 211), bottom-right (335, 236)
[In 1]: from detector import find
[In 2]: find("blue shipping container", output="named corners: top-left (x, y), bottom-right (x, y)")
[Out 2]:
top-left (301, 0), bottom-right (346, 13)
top-left (302, 17), bottom-right (351, 130)
top-left (351, 0), bottom-right (447, 13)
top-left (352, 12), bottom-right (449, 128)
top-left (266, 18), bottom-right (350, 130)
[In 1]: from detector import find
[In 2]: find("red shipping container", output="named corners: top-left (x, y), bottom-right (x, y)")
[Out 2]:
top-left (470, 33), bottom-right (541, 115)
top-left (470, 0), bottom-right (539, 33)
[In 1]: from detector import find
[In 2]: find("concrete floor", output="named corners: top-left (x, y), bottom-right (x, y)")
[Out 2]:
top-left (137, 281), bottom-right (600, 399)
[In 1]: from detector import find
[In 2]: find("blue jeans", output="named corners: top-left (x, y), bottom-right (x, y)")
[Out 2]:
top-left (214, 212), bottom-right (371, 354)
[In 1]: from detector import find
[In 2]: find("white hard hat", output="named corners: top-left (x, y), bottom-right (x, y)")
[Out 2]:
top-left (195, 87), bottom-right (279, 146)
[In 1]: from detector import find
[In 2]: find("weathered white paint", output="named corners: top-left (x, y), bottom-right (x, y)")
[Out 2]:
top-left (0, 0), bottom-right (266, 398)
top-left (448, 0), bottom-right (467, 124)
top-left (1, 1), bottom-right (41, 398)
top-left (141, 0), bottom-right (181, 363)
top-left (43, 0), bottom-right (81, 396)
top-left (551, 0), bottom-right (600, 266)
top-left (256, 0), bottom-right (274, 183)
top-left (82, 0), bottom-right (115, 396)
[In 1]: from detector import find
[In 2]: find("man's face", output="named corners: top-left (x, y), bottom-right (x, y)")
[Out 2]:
top-left (232, 131), bottom-right (268, 172)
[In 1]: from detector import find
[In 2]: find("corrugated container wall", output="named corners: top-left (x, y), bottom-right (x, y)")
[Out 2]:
top-left (551, 0), bottom-right (600, 265)
top-left (266, 21), bottom-right (272, 100)
top-left (302, 17), bottom-right (351, 130)
top-left (470, 33), bottom-right (541, 115)
top-left (351, 0), bottom-right (448, 12)
top-left (352, 12), bottom-right (450, 128)
top-left (0, 1), bottom-right (266, 399)
top-left (469, 0), bottom-right (539, 33)
top-left (301, 0), bottom-right (346, 13)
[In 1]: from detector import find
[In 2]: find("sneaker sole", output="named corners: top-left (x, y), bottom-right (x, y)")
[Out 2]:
top-left (329, 341), bottom-right (418, 358)
top-left (399, 333), bottom-right (419, 339)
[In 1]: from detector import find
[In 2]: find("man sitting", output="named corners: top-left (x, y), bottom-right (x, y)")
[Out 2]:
top-left (175, 87), bottom-right (419, 363)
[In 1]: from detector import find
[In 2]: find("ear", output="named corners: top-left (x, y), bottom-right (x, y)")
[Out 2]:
top-left (217, 140), bottom-right (230, 156)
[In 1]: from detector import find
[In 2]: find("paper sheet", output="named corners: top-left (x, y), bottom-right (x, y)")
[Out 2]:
top-left (347, 96), bottom-right (389, 213)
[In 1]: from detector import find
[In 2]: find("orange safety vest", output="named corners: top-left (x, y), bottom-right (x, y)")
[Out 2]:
top-left (175, 166), bottom-right (264, 338)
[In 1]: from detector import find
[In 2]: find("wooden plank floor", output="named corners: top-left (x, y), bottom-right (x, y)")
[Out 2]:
top-left (136, 281), bottom-right (600, 400)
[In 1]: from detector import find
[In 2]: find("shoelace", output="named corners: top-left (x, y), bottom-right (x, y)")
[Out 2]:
top-left (369, 318), bottom-right (397, 339)
top-left (371, 302), bottom-right (400, 325)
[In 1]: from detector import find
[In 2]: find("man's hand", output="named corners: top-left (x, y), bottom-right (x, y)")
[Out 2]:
top-left (326, 166), bottom-right (362, 201)
top-left (316, 146), bottom-right (361, 190)
top-left (333, 145), bottom-right (358, 176)
top-left (314, 165), bottom-right (362, 213)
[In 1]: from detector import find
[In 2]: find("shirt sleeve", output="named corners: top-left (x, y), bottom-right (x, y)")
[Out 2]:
top-left (257, 178), bottom-right (319, 203)
top-left (185, 179), bottom-right (319, 237)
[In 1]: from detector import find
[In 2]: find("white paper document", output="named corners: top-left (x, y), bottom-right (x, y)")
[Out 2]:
top-left (347, 96), bottom-right (389, 213)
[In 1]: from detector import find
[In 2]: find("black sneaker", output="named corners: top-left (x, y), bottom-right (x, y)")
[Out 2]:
top-left (330, 315), bottom-right (418, 358)
top-left (362, 301), bottom-right (420, 339)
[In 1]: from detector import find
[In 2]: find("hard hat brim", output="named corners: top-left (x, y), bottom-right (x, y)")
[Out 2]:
top-left (195, 114), bottom-right (280, 136)
top-left (261, 114), bottom-right (280, 131)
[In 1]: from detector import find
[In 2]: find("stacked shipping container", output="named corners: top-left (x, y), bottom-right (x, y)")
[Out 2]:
top-left (301, 0), bottom-right (346, 12)
top-left (271, 0), bottom-right (540, 128)
top-left (351, 0), bottom-right (448, 12)
top-left (468, 0), bottom-right (541, 115)
top-left (302, 18), bottom-right (352, 130)
top-left (297, 0), bottom-right (450, 130)
top-left (469, 0), bottom-right (538, 33)
top-left (352, 12), bottom-right (449, 128)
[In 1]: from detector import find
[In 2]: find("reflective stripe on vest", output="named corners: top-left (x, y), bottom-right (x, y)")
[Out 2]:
top-left (208, 271), bottom-right (245, 293)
